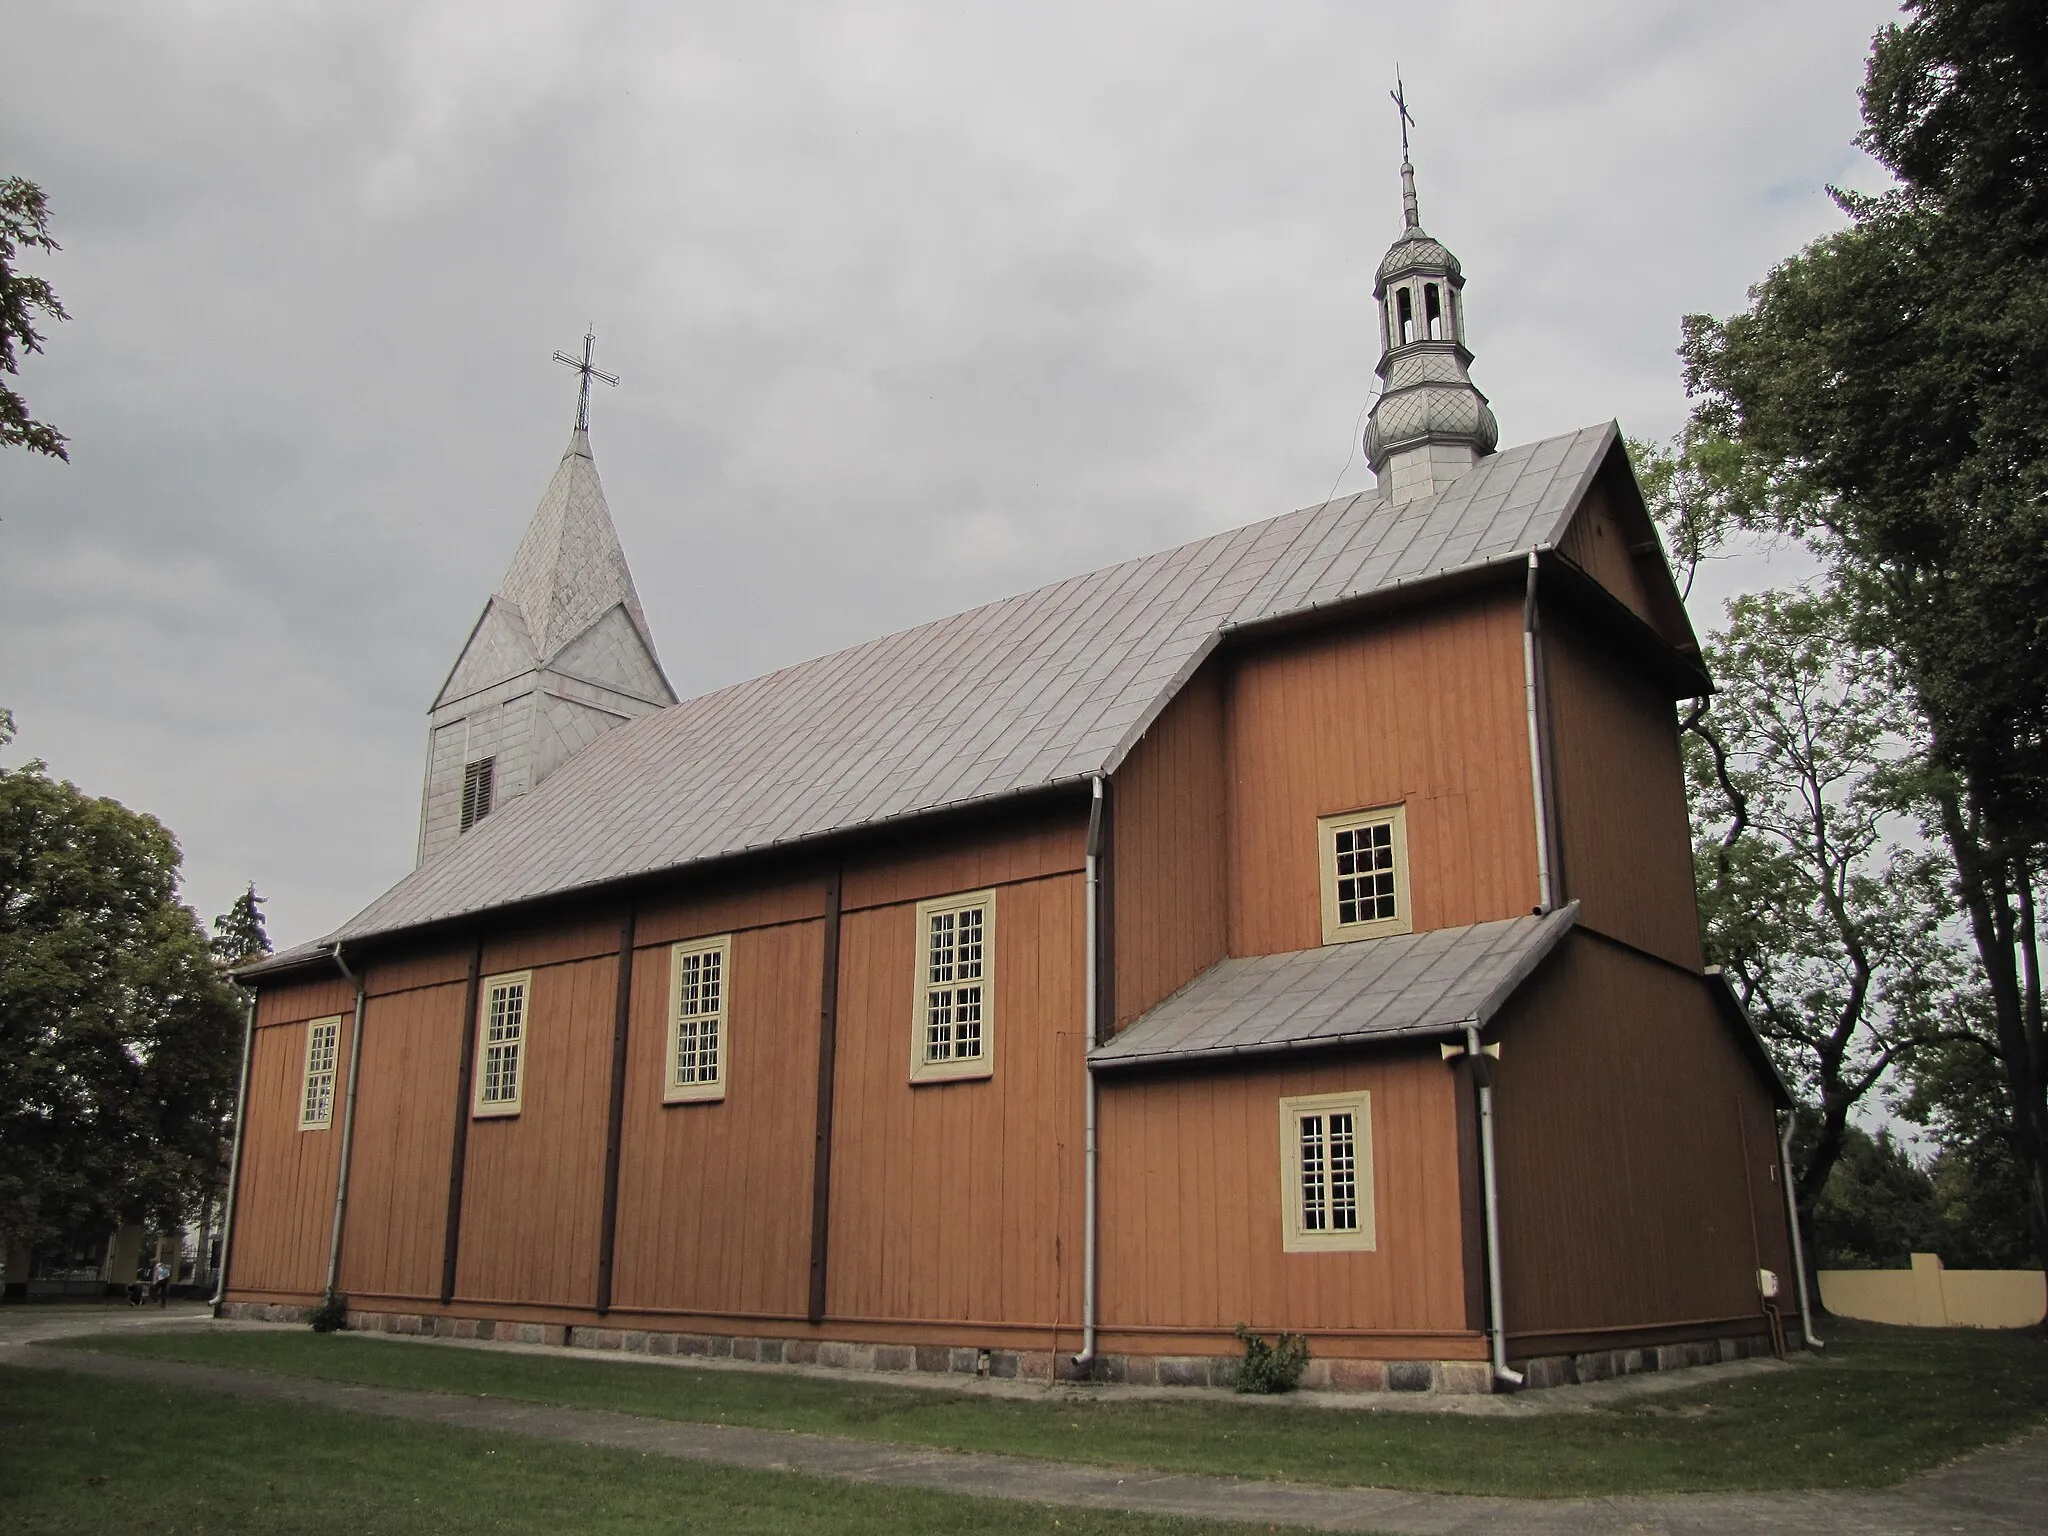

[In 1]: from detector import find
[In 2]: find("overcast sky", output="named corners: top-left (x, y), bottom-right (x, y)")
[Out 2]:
top-left (3, 0), bottom-right (1897, 950)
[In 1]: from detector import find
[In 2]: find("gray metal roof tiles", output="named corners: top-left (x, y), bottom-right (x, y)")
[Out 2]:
top-left (1089, 905), bottom-right (1580, 1070)
top-left (334, 423), bottom-right (1620, 942)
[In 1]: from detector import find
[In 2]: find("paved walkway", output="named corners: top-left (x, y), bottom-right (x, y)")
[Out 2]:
top-left (5, 1312), bottom-right (2043, 1533)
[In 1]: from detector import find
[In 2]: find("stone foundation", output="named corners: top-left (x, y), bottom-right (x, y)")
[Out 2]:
top-left (217, 1302), bottom-right (1779, 1395)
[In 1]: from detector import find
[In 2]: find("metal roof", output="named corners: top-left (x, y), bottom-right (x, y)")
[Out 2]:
top-left (330, 422), bottom-right (1619, 945)
top-left (1089, 905), bottom-right (1580, 1072)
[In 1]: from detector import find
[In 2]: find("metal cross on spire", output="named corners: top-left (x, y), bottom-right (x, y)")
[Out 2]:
top-left (1390, 71), bottom-right (1422, 229)
top-left (553, 328), bottom-right (619, 433)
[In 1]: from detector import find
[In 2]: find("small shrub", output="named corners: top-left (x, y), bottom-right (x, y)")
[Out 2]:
top-left (308, 1292), bottom-right (349, 1333)
top-left (1234, 1323), bottom-right (1309, 1393)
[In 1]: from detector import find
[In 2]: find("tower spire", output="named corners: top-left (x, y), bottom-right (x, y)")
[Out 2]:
top-left (553, 328), bottom-right (619, 435)
top-left (1361, 78), bottom-right (1497, 505)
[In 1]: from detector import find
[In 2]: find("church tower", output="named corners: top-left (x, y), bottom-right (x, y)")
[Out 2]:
top-left (417, 337), bottom-right (676, 864)
top-left (1363, 107), bottom-right (1498, 504)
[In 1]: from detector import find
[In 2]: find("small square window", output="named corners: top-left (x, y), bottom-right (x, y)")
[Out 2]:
top-left (299, 1016), bottom-right (342, 1130)
top-left (473, 971), bottom-right (530, 1117)
top-left (911, 891), bottom-right (994, 1084)
top-left (1318, 805), bottom-right (1411, 944)
top-left (665, 936), bottom-right (731, 1103)
top-left (1279, 1091), bottom-right (1376, 1252)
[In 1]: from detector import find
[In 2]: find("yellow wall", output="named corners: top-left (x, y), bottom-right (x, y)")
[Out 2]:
top-left (1819, 1253), bottom-right (2046, 1329)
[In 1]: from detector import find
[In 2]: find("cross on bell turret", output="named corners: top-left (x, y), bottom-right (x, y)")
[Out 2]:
top-left (1362, 83), bottom-right (1498, 505)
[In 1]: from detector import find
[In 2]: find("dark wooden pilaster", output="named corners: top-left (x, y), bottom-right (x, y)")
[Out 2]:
top-left (1093, 782), bottom-right (1116, 1045)
top-left (595, 904), bottom-right (638, 1314)
top-left (1454, 1053), bottom-right (1488, 1334)
top-left (440, 938), bottom-right (483, 1306)
top-left (807, 866), bottom-right (844, 1325)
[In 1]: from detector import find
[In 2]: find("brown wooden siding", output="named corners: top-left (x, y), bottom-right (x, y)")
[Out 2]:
top-left (610, 919), bottom-right (825, 1318)
top-left (228, 995), bottom-right (352, 1297)
top-left (1544, 612), bottom-right (1703, 969)
top-left (480, 910), bottom-right (627, 976)
top-left (1227, 592), bottom-right (1542, 957)
top-left (1492, 931), bottom-right (1792, 1343)
top-left (1559, 482), bottom-right (1657, 625)
top-left (1111, 667), bottom-right (1227, 1028)
top-left (337, 977), bottom-right (466, 1301)
top-left (825, 873), bottom-right (1084, 1333)
top-left (452, 954), bottom-right (616, 1307)
top-left (638, 878), bottom-right (827, 949)
top-left (1096, 1047), bottom-right (1474, 1352)
top-left (843, 814), bottom-right (1085, 912)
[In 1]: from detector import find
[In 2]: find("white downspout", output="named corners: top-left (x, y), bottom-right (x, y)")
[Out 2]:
top-left (1523, 550), bottom-right (1554, 912)
top-left (1073, 775), bottom-right (1105, 1370)
top-left (323, 944), bottom-right (368, 1302)
top-left (210, 991), bottom-right (258, 1315)
top-left (1778, 1111), bottom-right (1823, 1349)
top-left (1468, 1023), bottom-right (1524, 1388)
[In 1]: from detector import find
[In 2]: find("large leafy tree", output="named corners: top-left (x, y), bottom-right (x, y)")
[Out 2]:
top-left (1679, 0), bottom-right (2048, 1267)
top-left (0, 176), bottom-right (68, 460)
top-left (1679, 587), bottom-right (1969, 1224)
top-left (0, 719), bottom-right (244, 1248)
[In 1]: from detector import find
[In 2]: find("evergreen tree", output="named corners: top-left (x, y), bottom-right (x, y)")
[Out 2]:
top-left (210, 883), bottom-right (271, 971)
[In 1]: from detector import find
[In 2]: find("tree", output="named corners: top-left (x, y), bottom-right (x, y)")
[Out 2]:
top-left (1808, 1122), bottom-right (1945, 1270)
top-left (1679, 586), bottom-right (1970, 1238)
top-left (0, 177), bottom-right (68, 460)
top-left (1679, 0), bottom-right (2048, 1270)
top-left (0, 731), bottom-right (243, 1249)
top-left (210, 883), bottom-right (271, 971)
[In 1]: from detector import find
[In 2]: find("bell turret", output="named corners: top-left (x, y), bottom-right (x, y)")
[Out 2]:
top-left (1363, 137), bottom-right (1497, 504)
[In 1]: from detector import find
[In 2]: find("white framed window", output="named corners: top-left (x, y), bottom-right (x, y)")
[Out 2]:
top-left (1279, 1092), bottom-right (1376, 1252)
top-left (473, 970), bottom-right (530, 1117)
top-left (665, 936), bottom-right (731, 1103)
top-left (911, 891), bottom-right (994, 1084)
top-left (299, 1016), bottom-right (342, 1130)
top-left (1318, 805), bottom-right (1412, 944)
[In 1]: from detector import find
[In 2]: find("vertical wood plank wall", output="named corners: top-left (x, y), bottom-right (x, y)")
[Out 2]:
top-left (337, 975), bottom-right (467, 1302)
top-left (1558, 481), bottom-right (1658, 625)
top-left (1227, 592), bottom-right (1542, 957)
top-left (610, 917), bottom-right (824, 1319)
top-left (1543, 613), bottom-right (1703, 970)
top-left (1111, 666), bottom-right (1227, 1028)
top-left (1491, 932), bottom-right (1792, 1346)
top-left (827, 871), bottom-right (1085, 1339)
top-left (228, 977), bottom-right (356, 1295)
top-left (1095, 1048), bottom-right (1476, 1357)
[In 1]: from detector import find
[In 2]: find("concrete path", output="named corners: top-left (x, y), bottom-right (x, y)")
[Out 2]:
top-left (6, 1316), bottom-right (2043, 1533)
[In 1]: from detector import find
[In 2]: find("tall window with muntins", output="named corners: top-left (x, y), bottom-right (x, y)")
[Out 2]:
top-left (1318, 805), bottom-right (1411, 944)
top-left (299, 1016), bottom-right (342, 1130)
top-left (666, 936), bottom-right (730, 1103)
top-left (473, 971), bottom-right (529, 1116)
top-left (460, 756), bottom-right (496, 833)
top-left (1280, 1091), bottom-right (1376, 1251)
top-left (911, 891), bottom-right (995, 1083)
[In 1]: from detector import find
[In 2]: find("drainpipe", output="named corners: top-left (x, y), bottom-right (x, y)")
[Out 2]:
top-left (210, 991), bottom-right (259, 1315)
top-left (1073, 775), bottom-right (1106, 1371)
top-left (1777, 1111), bottom-right (1823, 1349)
top-left (1468, 1023), bottom-right (1524, 1388)
top-left (1522, 550), bottom-right (1554, 912)
top-left (324, 943), bottom-right (368, 1302)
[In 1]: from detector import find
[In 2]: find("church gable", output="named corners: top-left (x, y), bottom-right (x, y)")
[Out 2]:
top-left (435, 598), bottom-right (538, 710)
top-left (546, 603), bottom-right (675, 706)
top-left (1555, 442), bottom-right (1700, 660)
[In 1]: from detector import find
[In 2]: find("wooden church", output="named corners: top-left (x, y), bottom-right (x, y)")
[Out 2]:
top-left (222, 150), bottom-right (1804, 1393)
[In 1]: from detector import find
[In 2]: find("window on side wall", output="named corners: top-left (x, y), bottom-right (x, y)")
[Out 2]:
top-left (299, 1016), bottom-right (342, 1130)
top-left (1318, 804), bottom-right (1411, 944)
top-left (1279, 1091), bottom-right (1376, 1252)
top-left (666, 936), bottom-right (731, 1103)
top-left (911, 891), bottom-right (994, 1084)
top-left (473, 970), bottom-right (530, 1117)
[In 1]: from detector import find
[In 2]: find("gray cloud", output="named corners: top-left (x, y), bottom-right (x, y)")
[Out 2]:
top-left (1, 0), bottom-right (1895, 945)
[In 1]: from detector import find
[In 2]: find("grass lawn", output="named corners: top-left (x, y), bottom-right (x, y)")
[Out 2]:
top-left (0, 1364), bottom-right (1300, 1536)
top-left (57, 1318), bottom-right (2048, 1496)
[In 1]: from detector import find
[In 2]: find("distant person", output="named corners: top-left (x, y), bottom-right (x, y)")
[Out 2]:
top-left (152, 1261), bottom-right (170, 1306)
